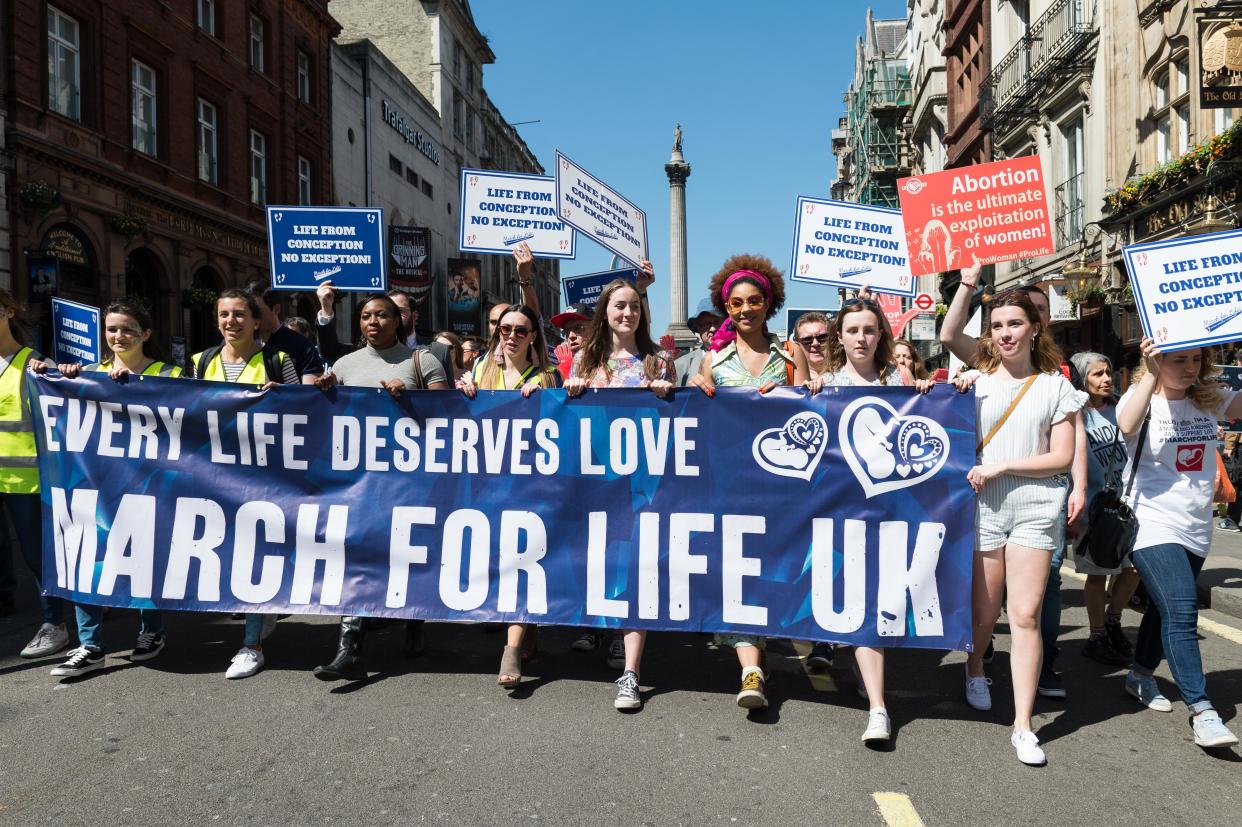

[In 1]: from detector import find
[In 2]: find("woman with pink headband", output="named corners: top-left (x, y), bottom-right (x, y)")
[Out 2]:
top-left (689, 254), bottom-right (822, 712)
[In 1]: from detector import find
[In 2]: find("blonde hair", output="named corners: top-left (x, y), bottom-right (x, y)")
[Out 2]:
top-left (1131, 347), bottom-right (1224, 412)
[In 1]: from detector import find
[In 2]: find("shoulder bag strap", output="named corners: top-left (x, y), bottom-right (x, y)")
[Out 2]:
top-left (412, 347), bottom-right (426, 389)
top-left (1123, 411), bottom-right (1151, 501)
top-left (976, 373), bottom-right (1038, 454)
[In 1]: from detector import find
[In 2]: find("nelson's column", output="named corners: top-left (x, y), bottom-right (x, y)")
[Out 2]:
top-left (665, 123), bottom-right (695, 347)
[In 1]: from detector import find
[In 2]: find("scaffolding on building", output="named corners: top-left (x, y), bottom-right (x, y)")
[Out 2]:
top-left (835, 14), bottom-right (912, 208)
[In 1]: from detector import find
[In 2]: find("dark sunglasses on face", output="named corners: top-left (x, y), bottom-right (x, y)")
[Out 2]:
top-left (797, 334), bottom-right (830, 346)
top-left (727, 295), bottom-right (767, 310)
top-left (842, 297), bottom-right (881, 311)
top-left (499, 324), bottom-right (531, 338)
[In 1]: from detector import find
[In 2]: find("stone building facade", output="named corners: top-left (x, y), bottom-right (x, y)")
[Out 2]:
top-left (4, 0), bottom-right (339, 354)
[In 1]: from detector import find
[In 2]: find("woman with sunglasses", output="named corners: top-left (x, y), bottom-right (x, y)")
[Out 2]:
top-left (791, 312), bottom-right (832, 380)
top-left (563, 275), bottom-right (674, 711)
top-left (689, 254), bottom-right (820, 712)
top-left (943, 279), bottom-right (1084, 766)
top-left (38, 301), bottom-right (182, 677)
top-left (458, 303), bottom-right (560, 688)
top-left (819, 297), bottom-right (935, 743)
top-left (312, 295), bottom-right (450, 683)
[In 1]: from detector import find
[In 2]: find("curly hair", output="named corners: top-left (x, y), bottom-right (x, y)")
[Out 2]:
top-left (974, 288), bottom-right (1064, 375)
top-left (707, 254), bottom-right (785, 320)
top-left (1131, 347), bottom-right (1224, 413)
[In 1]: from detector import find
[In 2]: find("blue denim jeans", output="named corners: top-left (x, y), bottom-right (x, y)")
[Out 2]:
top-left (243, 614), bottom-right (266, 646)
top-left (1039, 539), bottom-right (1066, 672)
top-left (1131, 543), bottom-right (1213, 714)
top-left (1, 492), bottom-right (64, 625)
top-left (74, 604), bottom-right (163, 652)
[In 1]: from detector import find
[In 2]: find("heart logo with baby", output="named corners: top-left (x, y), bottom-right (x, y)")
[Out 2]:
top-left (839, 397), bottom-right (950, 497)
top-left (751, 412), bottom-right (828, 480)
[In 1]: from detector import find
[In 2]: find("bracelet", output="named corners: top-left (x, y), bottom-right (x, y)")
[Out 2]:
top-left (518, 280), bottom-right (531, 287)
top-left (960, 281), bottom-right (977, 290)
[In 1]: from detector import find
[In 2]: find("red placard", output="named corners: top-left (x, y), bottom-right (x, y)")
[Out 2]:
top-left (874, 294), bottom-right (919, 339)
top-left (897, 156), bottom-right (1054, 277)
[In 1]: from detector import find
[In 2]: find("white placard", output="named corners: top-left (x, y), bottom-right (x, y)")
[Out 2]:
top-left (1047, 282), bottom-right (1080, 322)
top-left (790, 196), bottom-right (916, 297)
top-left (555, 151), bottom-right (648, 266)
top-left (910, 316), bottom-right (937, 341)
top-left (1124, 228), bottom-right (1242, 351)
top-left (459, 168), bottom-right (576, 259)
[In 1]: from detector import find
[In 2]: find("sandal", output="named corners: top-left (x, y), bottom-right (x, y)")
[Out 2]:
top-left (498, 645), bottom-right (521, 688)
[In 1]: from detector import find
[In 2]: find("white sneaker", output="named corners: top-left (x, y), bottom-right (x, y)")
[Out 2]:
top-left (260, 614), bottom-right (279, 641)
top-left (862, 709), bottom-right (891, 743)
top-left (20, 623), bottom-right (70, 658)
top-left (965, 666), bottom-right (992, 711)
top-left (225, 647), bottom-right (264, 679)
top-left (1011, 729), bottom-right (1047, 766)
top-left (1192, 712), bottom-right (1240, 748)
top-left (1125, 671), bottom-right (1173, 712)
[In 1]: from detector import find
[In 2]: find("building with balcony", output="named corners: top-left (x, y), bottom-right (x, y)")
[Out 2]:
top-left (976, 0), bottom-right (1107, 361)
top-left (832, 11), bottom-right (912, 208)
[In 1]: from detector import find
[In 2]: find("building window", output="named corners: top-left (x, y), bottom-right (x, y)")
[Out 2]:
top-left (131, 60), bottom-right (157, 156)
top-left (197, 0), bottom-right (215, 36)
top-left (296, 51), bottom-right (311, 104)
top-left (1055, 115), bottom-right (1084, 249)
top-left (405, 168), bottom-right (419, 187)
top-left (1153, 59), bottom-right (1191, 163)
top-left (1215, 108), bottom-right (1238, 135)
top-left (421, 180), bottom-right (433, 198)
top-left (47, 6), bottom-right (81, 120)
top-left (453, 91), bottom-right (464, 139)
top-left (197, 99), bottom-right (218, 184)
top-left (297, 156), bottom-right (312, 205)
top-left (249, 14), bottom-right (265, 72)
top-left (250, 129), bottom-right (267, 205)
top-left (453, 40), bottom-right (462, 77)
top-left (466, 61), bottom-right (475, 92)
top-left (389, 153), bottom-right (403, 175)
top-left (465, 110), bottom-right (474, 152)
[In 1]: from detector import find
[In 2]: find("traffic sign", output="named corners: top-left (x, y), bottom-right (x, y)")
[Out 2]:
top-left (914, 292), bottom-right (936, 313)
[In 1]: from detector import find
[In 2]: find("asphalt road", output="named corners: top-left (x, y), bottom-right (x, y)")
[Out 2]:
top-left (2, 569), bottom-right (1241, 826)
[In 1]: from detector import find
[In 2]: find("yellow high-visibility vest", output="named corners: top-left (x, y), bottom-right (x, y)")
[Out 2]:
top-left (0, 348), bottom-right (41, 494)
top-left (191, 347), bottom-right (286, 384)
top-left (89, 360), bottom-right (184, 378)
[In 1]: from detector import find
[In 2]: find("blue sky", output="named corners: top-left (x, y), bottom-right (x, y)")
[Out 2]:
top-left (472, 0), bottom-right (908, 334)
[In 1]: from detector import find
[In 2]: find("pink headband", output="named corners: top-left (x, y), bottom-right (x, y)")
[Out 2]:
top-left (710, 270), bottom-right (773, 351)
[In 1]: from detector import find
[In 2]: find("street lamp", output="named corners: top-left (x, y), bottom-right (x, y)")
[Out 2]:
top-left (1185, 192), bottom-right (1236, 236)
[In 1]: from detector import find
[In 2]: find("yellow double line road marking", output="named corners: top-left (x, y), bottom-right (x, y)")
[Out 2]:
top-left (873, 793), bottom-right (927, 827)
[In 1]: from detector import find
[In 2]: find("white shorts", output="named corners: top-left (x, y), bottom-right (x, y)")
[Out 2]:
top-left (976, 475), bottom-right (1069, 552)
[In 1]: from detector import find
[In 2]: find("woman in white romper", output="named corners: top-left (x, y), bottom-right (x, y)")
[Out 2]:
top-left (948, 285), bottom-right (1084, 766)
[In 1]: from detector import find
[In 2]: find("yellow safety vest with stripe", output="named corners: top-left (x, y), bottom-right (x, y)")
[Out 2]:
top-left (190, 346), bottom-right (288, 384)
top-left (471, 359), bottom-right (555, 390)
top-left (88, 360), bottom-right (184, 378)
top-left (0, 347), bottom-right (41, 494)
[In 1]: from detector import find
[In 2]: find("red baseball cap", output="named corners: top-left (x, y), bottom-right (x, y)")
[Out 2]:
top-left (550, 303), bottom-right (593, 330)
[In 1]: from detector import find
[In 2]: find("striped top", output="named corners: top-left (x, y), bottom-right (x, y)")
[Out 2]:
top-left (975, 371), bottom-right (1086, 464)
top-left (710, 335), bottom-right (794, 387)
top-left (822, 364), bottom-right (905, 388)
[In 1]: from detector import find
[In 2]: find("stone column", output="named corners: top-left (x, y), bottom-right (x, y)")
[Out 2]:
top-left (664, 126), bottom-right (694, 346)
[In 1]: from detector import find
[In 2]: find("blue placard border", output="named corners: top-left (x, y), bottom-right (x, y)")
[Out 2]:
top-left (789, 196), bottom-right (916, 298)
top-left (458, 167), bottom-right (577, 260)
top-left (50, 296), bottom-right (101, 364)
top-left (265, 205), bottom-right (387, 292)
top-left (561, 267), bottom-right (639, 306)
top-left (1123, 226), bottom-right (1242, 351)
top-left (554, 150), bottom-right (649, 267)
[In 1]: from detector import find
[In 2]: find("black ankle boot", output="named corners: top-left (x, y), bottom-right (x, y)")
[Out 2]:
top-left (313, 627), bottom-right (365, 681)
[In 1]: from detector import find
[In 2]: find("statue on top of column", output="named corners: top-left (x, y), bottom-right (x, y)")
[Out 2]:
top-left (673, 123), bottom-right (683, 153)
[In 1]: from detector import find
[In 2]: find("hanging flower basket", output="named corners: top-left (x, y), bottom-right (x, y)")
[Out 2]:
top-left (1104, 121), bottom-right (1242, 215)
top-left (112, 214), bottom-right (146, 241)
top-left (19, 180), bottom-right (60, 214)
top-left (181, 286), bottom-right (218, 307)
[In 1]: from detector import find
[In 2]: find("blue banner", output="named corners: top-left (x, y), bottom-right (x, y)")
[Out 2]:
top-left (29, 375), bottom-right (977, 651)
top-left (266, 206), bottom-right (386, 292)
top-left (562, 268), bottom-right (639, 310)
top-left (49, 297), bottom-right (100, 365)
